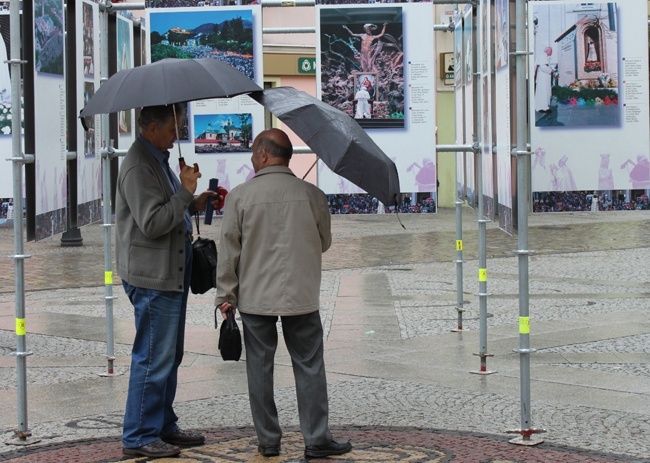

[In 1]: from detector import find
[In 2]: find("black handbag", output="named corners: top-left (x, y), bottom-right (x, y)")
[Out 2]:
top-left (190, 214), bottom-right (217, 295)
top-left (216, 307), bottom-right (242, 361)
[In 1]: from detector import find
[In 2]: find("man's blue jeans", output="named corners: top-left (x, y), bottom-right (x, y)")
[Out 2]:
top-left (122, 241), bottom-right (192, 449)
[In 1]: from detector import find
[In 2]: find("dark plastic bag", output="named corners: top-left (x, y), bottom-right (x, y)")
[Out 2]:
top-left (216, 308), bottom-right (241, 361)
top-left (191, 237), bottom-right (217, 295)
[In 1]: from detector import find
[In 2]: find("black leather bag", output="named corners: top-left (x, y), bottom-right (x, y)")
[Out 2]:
top-left (190, 214), bottom-right (217, 295)
top-left (216, 308), bottom-right (242, 361)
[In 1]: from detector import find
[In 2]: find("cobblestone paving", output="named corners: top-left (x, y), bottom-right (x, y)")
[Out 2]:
top-left (1, 210), bottom-right (650, 462)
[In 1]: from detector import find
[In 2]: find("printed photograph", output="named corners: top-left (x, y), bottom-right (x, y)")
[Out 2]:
top-left (82, 1), bottom-right (94, 78)
top-left (193, 113), bottom-right (252, 154)
top-left (149, 8), bottom-right (255, 80)
top-left (495, 0), bottom-right (508, 70)
top-left (34, 0), bottom-right (64, 75)
top-left (533, 2), bottom-right (619, 127)
top-left (319, 7), bottom-right (404, 129)
top-left (0, 13), bottom-right (13, 135)
top-left (117, 17), bottom-right (132, 134)
top-left (83, 82), bottom-right (95, 158)
top-left (146, 1), bottom-right (258, 7)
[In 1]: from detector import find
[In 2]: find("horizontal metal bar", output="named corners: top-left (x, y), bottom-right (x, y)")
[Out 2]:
top-left (436, 144), bottom-right (475, 153)
top-left (102, 1), bottom-right (145, 11)
top-left (67, 151), bottom-right (77, 161)
top-left (7, 155), bottom-right (34, 164)
top-left (293, 146), bottom-right (313, 154)
top-left (262, 0), bottom-right (315, 6)
top-left (263, 27), bottom-right (315, 34)
top-left (434, 24), bottom-right (454, 32)
top-left (8, 254), bottom-right (31, 260)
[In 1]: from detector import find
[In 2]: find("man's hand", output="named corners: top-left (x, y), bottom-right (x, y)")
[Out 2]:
top-left (218, 302), bottom-right (236, 320)
top-left (179, 161), bottom-right (201, 194)
top-left (195, 186), bottom-right (228, 212)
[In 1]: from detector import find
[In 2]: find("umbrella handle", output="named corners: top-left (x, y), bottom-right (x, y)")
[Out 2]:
top-left (172, 104), bottom-right (183, 161)
top-left (302, 158), bottom-right (319, 180)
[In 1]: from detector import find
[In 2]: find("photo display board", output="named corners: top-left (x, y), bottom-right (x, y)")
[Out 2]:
top-left (0, 12), bottom-right (22, 200)
top-left (454, 13), bottom-right (465, 200)
top-left (530, 1), bottom-right (650, 196)
top-left (316, 3), bottom-right (437, 198)
top-left (494, 0), bottom-right (513, 233)
top-left (146, 5), bottom-right (265, 194)
top-left (76, 0), bottom-right (102, 227)
top-left (462, 5), bottom-right (476, 206)
top-left (34, 0), bottom-right (67, 240)
top-left (479, 0), bottom-right (495, 220)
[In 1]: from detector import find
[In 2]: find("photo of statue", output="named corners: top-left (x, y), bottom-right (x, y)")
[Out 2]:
top-left (320, 7), bottom-right (404, 129)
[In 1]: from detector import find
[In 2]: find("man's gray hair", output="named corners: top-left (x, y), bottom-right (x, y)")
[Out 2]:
top-left (138, 102), bottom-right (187, 131)
top-left (257, 136), bottom-right (292, 160)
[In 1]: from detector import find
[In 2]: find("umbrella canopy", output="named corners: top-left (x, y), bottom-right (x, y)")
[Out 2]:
top-left (250, 87), bottom-right (400, 207)
top-left (80, 58), bottom-right (261, 117)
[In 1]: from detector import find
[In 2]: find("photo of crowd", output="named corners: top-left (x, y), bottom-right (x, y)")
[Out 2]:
top-left (327, 194), bottom-right (436, 214)
top-left (533, 191), bottom-right (650, 212)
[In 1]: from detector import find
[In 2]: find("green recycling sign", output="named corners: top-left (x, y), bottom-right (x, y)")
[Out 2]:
top-left (298, 57), bottom-right (316, 74)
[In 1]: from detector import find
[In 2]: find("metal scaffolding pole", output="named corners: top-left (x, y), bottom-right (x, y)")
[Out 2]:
top-left (471, 1), bottom-right (494, 376)
top-left (436, 144), bottom-right (474, 332)
top-left (7, 0), bottom-right (39, 446)
top-left (506, 0), bottom-right (545, 445)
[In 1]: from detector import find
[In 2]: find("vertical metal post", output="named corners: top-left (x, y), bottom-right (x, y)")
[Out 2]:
top-left (507, 0), bottom-right (545, 445)
top-left (7, 0), bottom-right (39, 445)
top-left (98, 2), bottom-right (117, 377)
top-left (452, 194), bottom-right (464, 331)
top-left (471, 0), bottom-right (494, 375)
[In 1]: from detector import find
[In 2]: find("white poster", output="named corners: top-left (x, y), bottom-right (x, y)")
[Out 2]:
top-left (530, 1), bottom-right (650, 199)
top-left (146, 6), bottom-right (265, 195)
top-left (479, 0), bottom-right (495, 220)
top-left (0, 12), bottom-right (23, 201)
top-left (454, 14), bottom-right (465, 199)
top-left (495, 0), bottom-right (513, 233)
top-left (463, 6), bottom-right (476, 205)
top-left (316, 3), bottom-right (437, 201)
top-left (117, 15), bottom-right (135, 149)
top-left (76, 0), bottom-right (102, 228)
top-left (34, 0), bottom-right (67, 240)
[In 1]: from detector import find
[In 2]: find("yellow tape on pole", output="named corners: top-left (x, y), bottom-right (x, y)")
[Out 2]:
top-left (478, 268), bottom-right (487, 282)
top-left (456, 240), bottom-right (463, 251)
top-left (104, 271), bottom-right (113, 285)
top-left (519, 316), bottom-right (530, 334)
top-left (16, 318), bottom-right (26, 336)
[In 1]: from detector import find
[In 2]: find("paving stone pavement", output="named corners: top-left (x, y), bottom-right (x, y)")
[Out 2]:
top-left (0, 209), bottom-right (649, 462)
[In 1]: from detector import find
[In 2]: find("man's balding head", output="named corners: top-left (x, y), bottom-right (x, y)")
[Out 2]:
top-left (251, 128), bottom-right (293, 172)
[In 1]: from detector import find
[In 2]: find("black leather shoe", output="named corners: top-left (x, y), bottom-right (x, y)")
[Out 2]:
top-left (160, 428), bottom-right (205, 446)
top-left (258, 444), bottom-right (281, 457)
top-left (123, 439), bottom-right (181, 458)
top-left (305, 439), bottom-right (352, 458)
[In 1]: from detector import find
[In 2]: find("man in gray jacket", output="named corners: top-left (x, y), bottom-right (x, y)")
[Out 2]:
top-left (116, 103), bottom-right (219, 458)
top-left (216, 128), bottom-right (352, 459)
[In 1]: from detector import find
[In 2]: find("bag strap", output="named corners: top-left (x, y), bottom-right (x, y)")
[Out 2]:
top-left (194, 212), bottom-right (201, 237)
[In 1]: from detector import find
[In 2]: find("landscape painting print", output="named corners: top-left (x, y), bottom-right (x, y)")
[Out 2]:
top-left (320, 7), bottom-right (404, 129)
top-left (34, 0), bottom-right (64, 75)
top-left (148, 8), bottom-right (254, 81)
top-left (194, 113), bottom-right (252, 154)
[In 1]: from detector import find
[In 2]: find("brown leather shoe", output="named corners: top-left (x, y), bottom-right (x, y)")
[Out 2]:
top-left (160, 428), bottom-right (205, 446)
top-left (123, 439), bottom-right (181, 458)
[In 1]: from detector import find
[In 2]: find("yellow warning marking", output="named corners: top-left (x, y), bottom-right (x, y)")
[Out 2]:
top-left (105, 271), bottom-right (113, 285)
top-left (456, 240), bottom-right (463, 251)
top-left (519, 316), bottom-right (530, 334)
top-left (16, 318), bottom-right (26, 335)
top-left (478, 268), bottom-right (487, 282)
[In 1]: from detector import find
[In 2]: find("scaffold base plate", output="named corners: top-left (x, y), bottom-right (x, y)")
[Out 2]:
top-left (509, 436), bottom-right (544, 446)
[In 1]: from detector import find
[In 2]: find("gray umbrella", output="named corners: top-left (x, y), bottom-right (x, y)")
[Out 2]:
top-left (79, 57), bottom-right (261, 117)
top-left (251, 87), bottom-right (400, 207)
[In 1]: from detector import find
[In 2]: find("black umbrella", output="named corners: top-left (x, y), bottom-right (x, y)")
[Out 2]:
top-left (251, 87), bottom-right (400, 207)
top-left (79, 57), bottom-right (261, 117)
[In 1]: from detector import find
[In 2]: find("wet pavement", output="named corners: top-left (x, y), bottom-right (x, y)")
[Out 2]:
top-left (0, 208), bottom-right (649, 462)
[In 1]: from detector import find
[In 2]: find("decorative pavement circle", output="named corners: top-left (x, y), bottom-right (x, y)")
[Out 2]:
top-left (1, 426), bottom-right (644, 463)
